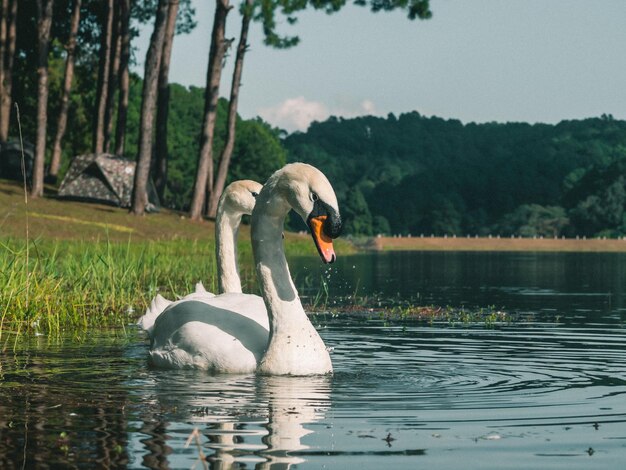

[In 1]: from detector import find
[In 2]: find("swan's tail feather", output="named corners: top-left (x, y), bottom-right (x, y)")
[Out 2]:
top-left (193, 281), bottom-right (216, 298)
top-left (138, 283), bottom-right (217, 337)
top-left (154, 293), bottom-right (172, 312)
top-left (137, 293), bottom-right (173, 338)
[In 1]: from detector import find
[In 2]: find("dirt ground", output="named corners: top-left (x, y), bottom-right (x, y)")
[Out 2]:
top-left (370, 235), bottom-right (626, 252)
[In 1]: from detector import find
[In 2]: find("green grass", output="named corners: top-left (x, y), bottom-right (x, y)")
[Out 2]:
top-left (0, 238), bottom-right (216, 337)
top-left (0, 178), bottom-right (356, 337)
top-left (0, 233), bottom-right (343, 337)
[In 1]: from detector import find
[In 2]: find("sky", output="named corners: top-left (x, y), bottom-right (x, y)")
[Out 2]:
top-left (133, 0), bottom-right (626, 133)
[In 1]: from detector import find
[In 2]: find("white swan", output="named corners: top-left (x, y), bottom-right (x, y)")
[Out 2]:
top-left (143, 163), bottom-right (342, 375)
top-left (215, 179), bottom-right (263, 294)
top-left (138, 179), bottom-right (262, 336)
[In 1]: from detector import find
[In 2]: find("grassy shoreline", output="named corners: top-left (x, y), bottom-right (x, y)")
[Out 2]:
top-left (0, 179), bottom-right (351, 337)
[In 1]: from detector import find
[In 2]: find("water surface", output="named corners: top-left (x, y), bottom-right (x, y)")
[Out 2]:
top-left (1, 251), bottom-right (625, 469)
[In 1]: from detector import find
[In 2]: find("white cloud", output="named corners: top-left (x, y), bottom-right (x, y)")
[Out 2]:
top-left (258, 97), bottom-right (329, 133)
top-left (360, 99), bottom-right (376, 115)
top-left (258, 97), bottom-right (380, 133)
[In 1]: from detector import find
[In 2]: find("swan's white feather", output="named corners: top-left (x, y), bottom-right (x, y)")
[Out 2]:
top-left (138, 283), bottom-right (216, 338)
top-left (148, 293), bottom-right (268, 372)
top-left (194, 281), bottom-right (208, 294)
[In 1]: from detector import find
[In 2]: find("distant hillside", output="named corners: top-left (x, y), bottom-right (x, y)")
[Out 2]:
top-left (285, 113), bottom-right (626, 237)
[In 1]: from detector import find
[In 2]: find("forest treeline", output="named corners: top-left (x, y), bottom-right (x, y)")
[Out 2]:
top-left (2, 1), bottom-right (624, 239)
top-left (285, 113), bottom-right (626, 238)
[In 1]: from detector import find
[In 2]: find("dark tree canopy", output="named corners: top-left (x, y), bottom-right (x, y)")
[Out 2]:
top-left (284, 113), bottom-right (626, 238)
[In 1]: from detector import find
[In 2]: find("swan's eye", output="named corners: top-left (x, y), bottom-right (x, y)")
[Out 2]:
top-left (311, 193), bottom-right (319, 202)
top-left (251, 191), bottom-right (259, 198)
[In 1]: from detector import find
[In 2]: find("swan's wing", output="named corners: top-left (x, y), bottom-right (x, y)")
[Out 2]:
top-left (139, 282), bottom-right (219, 339)
top-left (149, 293), bottom-right (269, 372)
top-left (137, 293), bottom-right (173, 337)
top-left (154, 293), bottom-right (269, 330)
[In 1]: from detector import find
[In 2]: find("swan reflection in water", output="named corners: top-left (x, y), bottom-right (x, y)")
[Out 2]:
top-left (138, 373), bottom-right (331, 469)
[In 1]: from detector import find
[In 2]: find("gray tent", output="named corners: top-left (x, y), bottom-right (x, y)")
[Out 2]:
top-left (0, 140), bottom-right (34, 182)
top-left (58, 153), bottom-right (159, 211)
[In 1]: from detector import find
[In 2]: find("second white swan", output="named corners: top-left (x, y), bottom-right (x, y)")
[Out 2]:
top-left (138, 179), bottom-right (263, 337)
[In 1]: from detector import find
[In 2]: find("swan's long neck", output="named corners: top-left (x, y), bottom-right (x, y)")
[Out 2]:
top-left (252, 194), bottom-right (332, 375)
top-left (216, 209), bottom-right (242, 294)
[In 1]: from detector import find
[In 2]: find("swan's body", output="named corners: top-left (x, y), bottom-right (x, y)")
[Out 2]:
top-left (148, 293), bottom-right (268, 371)
top-left (140, 164), bottom-right (342, 375)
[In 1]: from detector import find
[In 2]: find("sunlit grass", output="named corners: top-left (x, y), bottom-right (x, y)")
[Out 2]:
top-left (29, 212), bottom-right (135, 233)
top-left (0, 178), bottom-right (355, 338)
top-left (0, 237), bottom-right (237, 338)
top-left (0, 233), bottom-right (342, 338)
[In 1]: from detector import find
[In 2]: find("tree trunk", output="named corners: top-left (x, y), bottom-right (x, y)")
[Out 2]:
top-left (92, 0), bottom-right (113, 154)
top-left (188, 0), bottom-right (230, 220)
top-left (206, 0), bottom-right (253, 218)
top-left (0, 0), bottom-right (7, 136)
top-left (32, 0), bottom-right (53, 198)
top-left (49, 0), bottom-right (81, 179)
top-left (130, 0), bottom-right (169, 215)
top-left (114, 0), bottom-right (130, 155)
top-left (154, 0), bottom-right (179, 201)
top-left (0, 0), bottom-right (16, 141)
top-left (103, 1), bottom-right (120, 153)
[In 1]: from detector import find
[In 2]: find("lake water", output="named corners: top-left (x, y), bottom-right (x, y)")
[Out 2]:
top-left (1, 251), bottom-right (626, 469)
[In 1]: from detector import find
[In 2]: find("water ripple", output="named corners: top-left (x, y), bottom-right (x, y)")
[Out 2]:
top-left (1, 317), bottom-right (626, 469)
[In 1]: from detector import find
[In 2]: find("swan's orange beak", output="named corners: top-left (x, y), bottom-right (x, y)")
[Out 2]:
top-left (309, 215), bottom-right (336, 264)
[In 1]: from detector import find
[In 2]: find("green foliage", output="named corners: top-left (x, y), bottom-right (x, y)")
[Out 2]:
top-left (123, 82), bottom-right (285, 210)
top-left (230, 117), bottom-right (287, 183)
top-left (255, 0), bottom-right (432, 48)
top-left (363, 0), bottom-right (432, 19)
top-left (13, 0), bottom-right (626, 241)
top-left (9, 0), bottom-right (195, 171)
top-left (428, 196), bottom-right (462, 236)
top-left (131, 0), bottom-right (197, 35)
top-left (563, 157), bottom-right (626, 237)
top-left (13, 22), bottom-right (284, 212)
top-left (8, 0), bottom-right (433, 225)
top-left (285, 113), bottom-right (626, 237)
top-left (343, 187), bottom-right (373, 235)
top-left (372, 215), bottom-right (390, 235)
top-left (496, 204), bottom-right (569, 238)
